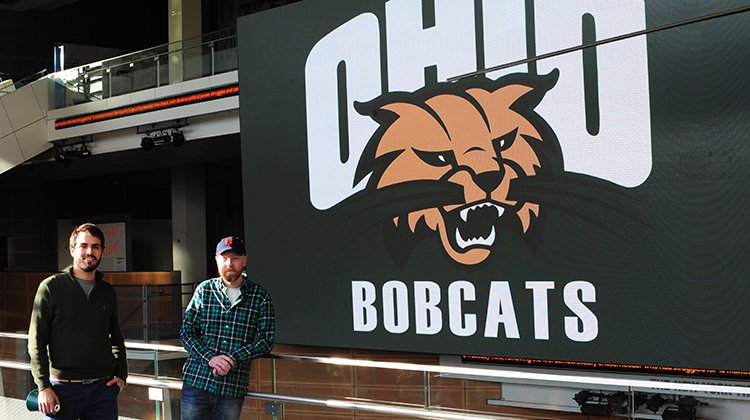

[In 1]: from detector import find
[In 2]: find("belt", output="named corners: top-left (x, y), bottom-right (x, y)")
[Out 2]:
top-left (50, 375), bottom-right (110, 384)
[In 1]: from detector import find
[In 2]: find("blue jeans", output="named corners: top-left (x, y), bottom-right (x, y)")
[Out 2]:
top-left (181, 382), bottom-right (245, 420)
top-left (44, 378), bottom-right (119, 420)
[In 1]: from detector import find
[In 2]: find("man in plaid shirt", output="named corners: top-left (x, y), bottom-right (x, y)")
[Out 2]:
top-left (180, 236), bottom-right (275, 420)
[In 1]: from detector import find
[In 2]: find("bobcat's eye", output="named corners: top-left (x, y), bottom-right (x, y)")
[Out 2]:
top-left (413, 149), bottom-right (457, 168)
top-left (493, 128), bottom-right (518, 154)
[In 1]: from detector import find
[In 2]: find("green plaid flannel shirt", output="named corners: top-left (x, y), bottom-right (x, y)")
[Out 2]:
top-left (180, 276), bottom-right (275, 397)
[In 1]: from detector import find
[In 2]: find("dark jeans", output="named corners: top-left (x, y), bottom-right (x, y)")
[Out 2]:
top-left (44, 378), bottom-right (119, 420)
top-left (181, 382), bottom-right (245, 420)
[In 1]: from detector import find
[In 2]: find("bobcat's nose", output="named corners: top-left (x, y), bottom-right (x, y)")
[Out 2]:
top-left (474, 170), bottom-right (503, 195)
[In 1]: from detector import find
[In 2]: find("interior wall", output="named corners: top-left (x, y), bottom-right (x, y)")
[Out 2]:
top-left (56, 219), bottom-right (174, 271)
top-left (131, 220), bottom-right (174, 271)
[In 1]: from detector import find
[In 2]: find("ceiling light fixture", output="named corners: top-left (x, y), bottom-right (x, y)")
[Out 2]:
top-left (53, 139), bottom-right (93, 166)
top-left (139, 120), bottom-right (188, 150)
top-left (170, 130), bottom-right (185, 146)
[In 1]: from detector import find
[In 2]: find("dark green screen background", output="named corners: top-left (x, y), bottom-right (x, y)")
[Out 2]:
top-left (238, 0), bottom-right (750, 376)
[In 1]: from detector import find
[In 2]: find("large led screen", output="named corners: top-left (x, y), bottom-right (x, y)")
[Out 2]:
top-left (238, 0), bottom-right (750, 379)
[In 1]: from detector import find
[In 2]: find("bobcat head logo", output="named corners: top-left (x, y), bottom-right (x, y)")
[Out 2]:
top-left (353, 70), bottom-right (562, 266)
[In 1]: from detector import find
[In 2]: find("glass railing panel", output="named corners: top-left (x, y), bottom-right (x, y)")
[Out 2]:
top-left (272, 356), bottom-right (356, 401)
top-left (6, 330), bottom-right (744, 419)
top-left (428, 374), bottom-right (579, 419)
top-left (113, 283), bottom-right (184, 343)
top-left (136, 56), bottom-right (162, 92)
top-left (353, 364), bottom-right (427, 407)
top-left (250, 357), bottom-right (275, 394)
top-left (0, 333), bottom-right (32, 412)
top-left (0, 367), bottom-right (34, 418)
top-left (126, 349), bottom-right (185, 381)
top-left (103, 63), bottom-right (134, 98)
top-left (48, 66), bottom-right (100, 107)
top-left (239, 395), bottom-right (266, 418)
top-left (212, 37), bottom-right (238, 75)
top-left (136, 385), bottom-right (249, 420)
top-left (275, 401), bottom-right (436, 419)
top-left (181, 44), bottom-right (212, 81)
top-left (0, 336), bottom-right (43, 418)
top-left (156, 52), bottom-right (172, 88)
top-left (0, 333), bottom-right (28, 418)
top-left (46, 28), bottom-right (238, 109)
top-left (0, 334), bottom-right (28, 364)
top-left (117, 383), bottom-right (163, 419)
top-left (427, 373), bottom-right (468, 411)
top-left (0, 366), bottom-right (32, 402)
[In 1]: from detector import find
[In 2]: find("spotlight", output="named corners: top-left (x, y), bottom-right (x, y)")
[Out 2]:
top-left (52, 139), bottom-right (92, 164)
top-left (646, 394), bottom-right (667, 413)
top-left (170, 130), bottom-right (185, 146)
top-left (573, 390), bottom-right (592, 406)
top-left (573, 390), bottom-right (617, 417)
top-left (140, 121), bottom-right (188, 150)
top-left (632, 392), bottom-right (650, 412)
top-left (141, 135), bottom-right (155, 151)
top-left (580, 402), bottom-right (612, 416)
top-left (53, 148), bottom-right (72, 167)
top-left (661, 396), bottom-right (700, 420)
top-left (75, 144), bottom-right (92, 157)
top-left (662, 406), bottom-right (696, 420)
top-left (608, 392), bottom-right (628, 415)
top-left (153, 131), bottom-right (170, 144)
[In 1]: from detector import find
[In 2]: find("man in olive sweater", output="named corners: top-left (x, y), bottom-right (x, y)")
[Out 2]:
top-left (28, 223), bottom-right (127, 419)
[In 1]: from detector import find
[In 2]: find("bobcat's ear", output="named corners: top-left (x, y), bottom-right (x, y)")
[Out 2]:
top-left (468, 69), bottom-right (559, 111)
top-left (507, 69), bottom-right (559, 110)
top-left (354, 99), bottom-right (400, 125)
top-left (352, 99), bottom-right (408, 188)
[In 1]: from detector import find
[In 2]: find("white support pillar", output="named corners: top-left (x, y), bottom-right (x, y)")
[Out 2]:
top-left (168, 0), bottom-right (203, 83)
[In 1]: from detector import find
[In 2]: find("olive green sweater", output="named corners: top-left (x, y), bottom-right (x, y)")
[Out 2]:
top-left (28, 267), bottom-right (128, 390)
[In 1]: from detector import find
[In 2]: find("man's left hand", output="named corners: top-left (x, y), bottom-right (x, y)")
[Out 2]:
top-left (106, 377), bottom-right (126, 391)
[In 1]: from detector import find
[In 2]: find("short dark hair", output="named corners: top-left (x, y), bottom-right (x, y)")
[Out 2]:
top-left (69, 223), bottom-right (106, 250)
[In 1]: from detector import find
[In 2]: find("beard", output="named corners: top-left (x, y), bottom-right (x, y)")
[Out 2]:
top-left (221, 271), bottom-right (237, 282)
top-left (219, 268), bottom-right (240, 284)
top-left (76, 256), bottom-right (100, 272)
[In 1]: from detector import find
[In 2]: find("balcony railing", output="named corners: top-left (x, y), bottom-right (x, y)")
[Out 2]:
top-left (47, 28), bottom-right (238, 109)
top-left (2, 332), bottom-right (748, 419)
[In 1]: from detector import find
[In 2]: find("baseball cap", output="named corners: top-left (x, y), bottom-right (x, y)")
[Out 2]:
top-left (215, 236), bottom-right (246, 256)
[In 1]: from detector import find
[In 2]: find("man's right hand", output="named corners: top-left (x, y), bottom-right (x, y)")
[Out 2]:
top-left (208, 354), bottom-right (235, 376)
top-left (38, 387), bottom-right (60, 415)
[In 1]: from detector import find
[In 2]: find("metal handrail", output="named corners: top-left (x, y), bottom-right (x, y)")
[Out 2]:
top-left (0, 359), bottom-right (183, 390)
top-left (11, 68), bottom-right (48, 88)
top-left (98, 27), bottom-right (235, 68)
top-left (265, 354), bottom-right (750, 395)
top-left (125, 341), bottom-right (185, 352)
top-left (3, 332), bottom-right (750, 395)
top-left (43, 27), bottom-right (238, 108)
top-left (244, 391), bottom-right (516, 420)
top-left (0, 358), bottom-right (513, 420)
